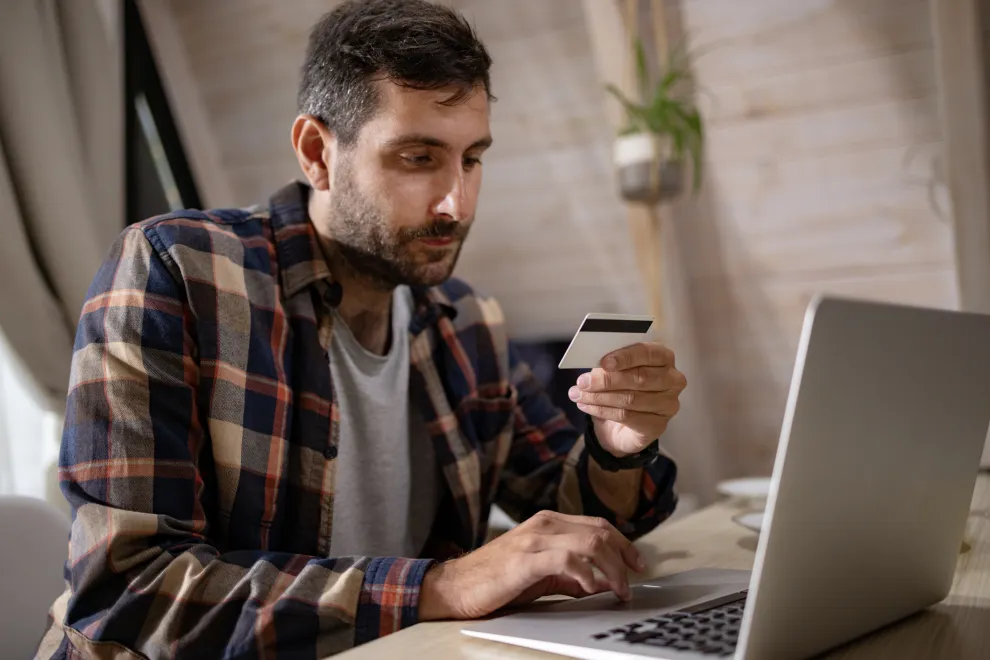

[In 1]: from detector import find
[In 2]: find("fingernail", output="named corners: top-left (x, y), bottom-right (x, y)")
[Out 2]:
top-left (603, 357), bottom-right (618, 370)
top-left (577, 373), bottom-right (591, 389)
top-left (568, 387), bottom-right (581, 401)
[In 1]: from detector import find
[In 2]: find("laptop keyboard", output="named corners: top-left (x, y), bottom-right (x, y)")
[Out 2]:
top-left (590, 590), bottom-right (747, 657)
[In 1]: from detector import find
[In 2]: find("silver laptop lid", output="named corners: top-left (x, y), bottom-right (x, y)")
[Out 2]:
top-left (739, 296), bottom-right (990, 659)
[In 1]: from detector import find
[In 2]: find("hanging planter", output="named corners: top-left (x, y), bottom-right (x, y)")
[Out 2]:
top-left (606, 40), bottom-right (705, 205)
top-left (613, 132), bottom-right (684, 204)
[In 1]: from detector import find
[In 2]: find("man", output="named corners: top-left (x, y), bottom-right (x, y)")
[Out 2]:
top-left (38, 1), bottom-right (686, 657)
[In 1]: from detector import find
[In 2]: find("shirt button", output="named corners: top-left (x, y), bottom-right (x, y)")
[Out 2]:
top-left (324, 445), bottom-right (338, 460)
top-left (323, 282), bottom-right (343, 308)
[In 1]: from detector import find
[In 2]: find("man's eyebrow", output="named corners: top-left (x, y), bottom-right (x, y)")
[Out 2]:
top-left (470, 135), bottom-right (494, 150)
top-left (383, 134), bottom-right (494, 151)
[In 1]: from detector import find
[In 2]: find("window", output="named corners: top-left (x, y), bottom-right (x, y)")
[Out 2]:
top-left (124, 0), bottom-right (201, 223)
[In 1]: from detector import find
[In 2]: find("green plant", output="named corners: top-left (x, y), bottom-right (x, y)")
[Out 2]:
top-left (605, 39), bottom-right (705, 192)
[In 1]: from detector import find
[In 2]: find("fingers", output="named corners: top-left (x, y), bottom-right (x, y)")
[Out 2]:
top-left (602, 342), bottom-right (675, 371)
top-left (508, 574), bottom-right (612, 609)
top-left (575, 404), bottom-right (671, 432)
top-left (528, 510), bottom-right (644, 573)
top-left (513, 511), bottom-right (648, 602)
top-left (570, 389), bottom-right (681, 416)
top-left (534, 550), bottom-right (625, 600)
top-left (545, 531), bottom-right (632, 600)
top-left (577, 366), bottom-right (687, 394)
top-left (528, 549), bottom-right (596, 594)
top-left (548, 576), bottom-right (612, 599)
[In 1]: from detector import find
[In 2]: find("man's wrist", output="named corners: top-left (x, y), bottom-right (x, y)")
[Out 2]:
top-left (588, 459), bottom-right (643, 519)
top-left (420, 561), bottom-right (456, 621)
top-left (584, 415), bottom-right (660, 471)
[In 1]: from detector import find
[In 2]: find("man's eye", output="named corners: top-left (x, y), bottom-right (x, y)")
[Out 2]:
top-left (402, 154), bottom-right (433, 166)
top-left (463, 157), bottom-right (482, 169)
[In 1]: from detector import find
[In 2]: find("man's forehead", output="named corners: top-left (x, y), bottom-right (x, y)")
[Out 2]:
top-left (366, 79), bottom-right (491, 146)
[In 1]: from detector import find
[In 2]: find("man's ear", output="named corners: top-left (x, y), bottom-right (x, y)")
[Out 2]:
top-left (291, 115), bottom-right (333, 191)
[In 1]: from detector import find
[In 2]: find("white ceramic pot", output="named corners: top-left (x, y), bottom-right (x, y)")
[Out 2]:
top-left (612, 132), bottom-right (683, 203)
top-left (613, 132), bottom-right (659, 169)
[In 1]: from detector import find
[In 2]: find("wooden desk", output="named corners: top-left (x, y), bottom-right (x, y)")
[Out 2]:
top-left (339, 474), bottom-right (990, 659)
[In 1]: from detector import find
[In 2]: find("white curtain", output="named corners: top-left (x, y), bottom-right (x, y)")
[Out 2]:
top-left (0, 0), bottom-right (123, 508)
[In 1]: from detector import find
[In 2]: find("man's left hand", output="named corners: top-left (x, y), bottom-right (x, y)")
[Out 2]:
top-left (568, 343), bottom-right (686, 458)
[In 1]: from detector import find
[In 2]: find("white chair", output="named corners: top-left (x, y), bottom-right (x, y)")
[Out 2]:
top-left (0, 495), bottom-right (70, 658)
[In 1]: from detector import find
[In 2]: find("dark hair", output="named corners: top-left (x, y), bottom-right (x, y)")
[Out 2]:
top-left (298, 0), bottom-right (494, 145)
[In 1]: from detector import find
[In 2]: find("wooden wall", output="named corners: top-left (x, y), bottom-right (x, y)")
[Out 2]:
top-left (668, 0), bottom-right (957, 476)
top-left (162, 0), bottom-right (958, 491)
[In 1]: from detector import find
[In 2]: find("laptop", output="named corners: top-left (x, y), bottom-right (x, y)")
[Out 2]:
top-left (462, 295), bottom-right (990, 659)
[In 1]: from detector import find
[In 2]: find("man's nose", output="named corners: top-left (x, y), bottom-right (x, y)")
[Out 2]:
top-left (434, 170), bottom-right (469, 222)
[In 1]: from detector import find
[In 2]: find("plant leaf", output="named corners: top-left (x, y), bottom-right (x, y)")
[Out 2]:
top-left (605, 83), bottom-right (647, 133)
top-left (634, 38), bottom-right (650, 101)
top-left (680, 108), bottom-right (705, 191)
top-left (657, 68), bottom-right (686, 99)
top-left (662, 102), bottom-right (705, 191)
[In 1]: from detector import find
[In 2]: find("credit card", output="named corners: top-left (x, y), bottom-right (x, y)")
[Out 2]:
top-left (557, 313), bottom-right (654, 369)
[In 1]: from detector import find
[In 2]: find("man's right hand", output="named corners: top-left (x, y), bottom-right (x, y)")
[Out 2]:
top-left (419, 510), bottom-right (646, 620)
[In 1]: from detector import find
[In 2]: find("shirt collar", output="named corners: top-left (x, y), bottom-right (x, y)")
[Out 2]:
top-left (267, 180), bottom-right (457, 323)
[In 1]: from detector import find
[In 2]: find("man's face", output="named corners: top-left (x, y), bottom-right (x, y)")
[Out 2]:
top-left (320, 81), bottom-right (491, 289)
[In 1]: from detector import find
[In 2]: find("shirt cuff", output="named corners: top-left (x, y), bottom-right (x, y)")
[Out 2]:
top-left (354, 557), bottom-right (436, 646)
top-left (578, 444), bottom-right (679, 540)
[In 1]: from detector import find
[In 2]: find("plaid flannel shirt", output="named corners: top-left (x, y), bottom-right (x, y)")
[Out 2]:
top-left (36, 182), bottom-right (678, 659)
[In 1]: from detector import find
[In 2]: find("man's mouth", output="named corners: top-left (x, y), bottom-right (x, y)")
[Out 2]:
top-left (418, 236), bottom-right (457, 247)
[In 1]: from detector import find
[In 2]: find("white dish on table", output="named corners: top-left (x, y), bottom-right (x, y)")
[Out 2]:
top-left (716, 476), bottom-right (771, 507)
top-left (732, 511), bottom-right (765, 534)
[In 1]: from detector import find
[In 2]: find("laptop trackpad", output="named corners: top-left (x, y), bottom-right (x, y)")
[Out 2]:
top-left (515, 568), bottom-right (752, 620)
top-left (538, 583), bottom-right (728, 617)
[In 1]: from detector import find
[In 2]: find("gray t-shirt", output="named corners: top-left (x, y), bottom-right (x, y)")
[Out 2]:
top-left (328, 285), bottom-right (440, 558)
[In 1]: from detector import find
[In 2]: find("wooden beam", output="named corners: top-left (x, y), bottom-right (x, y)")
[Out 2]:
top-left (135, 0), bottom-right (236, 208)
top-left (931, 0), bottom-right (990, 313)
top-left (930, 0), bottom-right (990, 466)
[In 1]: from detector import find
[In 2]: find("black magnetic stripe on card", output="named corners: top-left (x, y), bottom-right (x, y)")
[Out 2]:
top-left (579, 318), bottom-right (653, 333)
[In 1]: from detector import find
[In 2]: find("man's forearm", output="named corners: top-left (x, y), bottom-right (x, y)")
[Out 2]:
top-left (588, 459), bottom-right (643, 520)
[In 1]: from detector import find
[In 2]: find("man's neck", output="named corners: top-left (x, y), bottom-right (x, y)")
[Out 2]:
top-left (308, 191), bottom-right (395, 355)
top-left (327, 252), bottom-right (395, 356)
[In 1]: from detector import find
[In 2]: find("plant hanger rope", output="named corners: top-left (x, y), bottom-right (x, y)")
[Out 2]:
top-left (652, 0), bottom-right (669, 70)
top-left (622, 0), bottom-right (670, 95)
top-left (622, 0), bottom-right (673, 201)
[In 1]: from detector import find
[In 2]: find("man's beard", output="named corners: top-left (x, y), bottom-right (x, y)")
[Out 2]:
top-left (325, 164), bottom-right (470, 290)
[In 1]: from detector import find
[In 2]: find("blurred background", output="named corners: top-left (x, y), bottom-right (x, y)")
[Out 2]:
top-left (1, 0), bottom-right (989, 518)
